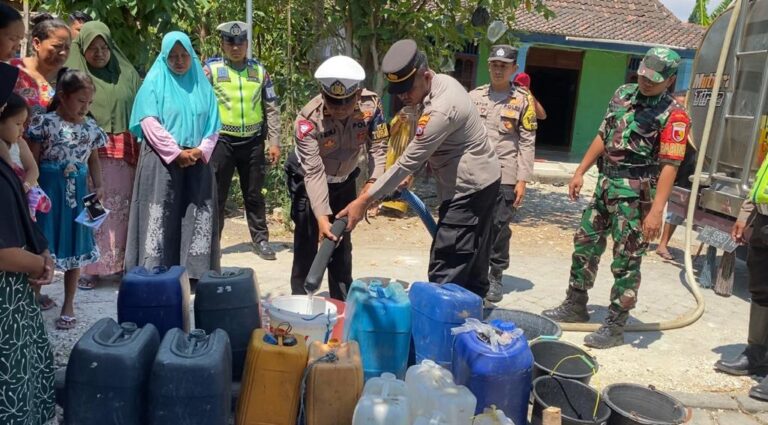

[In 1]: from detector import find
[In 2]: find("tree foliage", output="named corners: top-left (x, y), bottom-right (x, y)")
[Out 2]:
top-left (31, 0), bottom-right (551, 214)
top-left (688, 0), bottom-right (733, 26)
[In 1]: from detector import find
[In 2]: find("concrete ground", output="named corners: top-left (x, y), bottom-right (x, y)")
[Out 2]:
top-left (40, 156), bottom-right (767, 423)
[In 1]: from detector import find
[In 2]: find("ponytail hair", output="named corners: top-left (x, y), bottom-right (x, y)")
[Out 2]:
top-left (47, 68), bottom-right (94, 113)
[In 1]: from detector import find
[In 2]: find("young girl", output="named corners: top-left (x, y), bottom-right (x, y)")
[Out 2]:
top-left (26, 68), bottom-right (106, 330)
top-left (0, 93), bottom-right (50, 220)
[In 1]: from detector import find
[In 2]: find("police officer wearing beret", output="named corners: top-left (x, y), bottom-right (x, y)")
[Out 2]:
top-left (204, 21), bottom-right (281, 260)
top-left (338, 39), bottom-right (501, 298)
top-left (469, 45), bottom-right (537, 302)
top-left (285, 55), bottom-right (389, 300)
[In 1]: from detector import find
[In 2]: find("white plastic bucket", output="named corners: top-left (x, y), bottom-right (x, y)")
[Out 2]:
top-left (266, 295), bottom-right (338, 343)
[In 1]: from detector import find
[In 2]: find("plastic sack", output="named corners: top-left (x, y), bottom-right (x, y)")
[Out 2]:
top-left (451, 318), bottom-right (523, 353)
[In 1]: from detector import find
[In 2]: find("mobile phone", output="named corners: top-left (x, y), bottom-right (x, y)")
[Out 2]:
top-left (83, 193), bottom-right (106, 221)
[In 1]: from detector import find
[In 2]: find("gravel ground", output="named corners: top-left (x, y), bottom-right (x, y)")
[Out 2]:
top-left (39, 169), bottom-right (761, 399)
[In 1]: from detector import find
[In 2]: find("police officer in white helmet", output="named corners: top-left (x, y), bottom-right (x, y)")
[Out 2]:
top-left (284, 55), bottom-right (389, 300)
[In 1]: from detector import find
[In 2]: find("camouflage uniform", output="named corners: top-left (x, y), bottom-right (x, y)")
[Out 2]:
top-left (570, 82), bottom-right (689, 310)
top-left (545, 47), bottom-right (692, 348)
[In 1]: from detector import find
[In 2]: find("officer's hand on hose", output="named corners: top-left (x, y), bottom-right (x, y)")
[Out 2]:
top-left (337, 198), bottom-right (367, 232)
top-left (642, 208), bottom-right (663, 241)
top-left (513, 182), bottom-right (526, 208)
top-left (732, 220), bottom-right (748, 245)
top-left (316, 215), bottom-right (338, 243)
top-left (268, 145), bottom-right (281, 165)
top-left (397, 175), bottom-right (414, 191)
top-left (568, 173), bottom-right (584, 201)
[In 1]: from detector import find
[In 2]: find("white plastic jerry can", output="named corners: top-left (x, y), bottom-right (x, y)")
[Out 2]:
top-left (406, 359), bottom-right (477, 425)
top-left (352, 372), bottom-right (410, 425)
top-left (414, 411), bottom-right (450, 425)
top-left (472, 405), bottom-right (516, 425)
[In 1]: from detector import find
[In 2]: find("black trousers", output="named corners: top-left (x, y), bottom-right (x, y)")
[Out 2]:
top-left (429, 179), bottom-right (500, 298)
top-left (285, 155), bottom-right (357, 300)
top-left (490, 183), bottom-right (517, 272)
top-left (749, 213), bottom-right (768, 306)
top-left (211, 133), bottom-right (269, 244)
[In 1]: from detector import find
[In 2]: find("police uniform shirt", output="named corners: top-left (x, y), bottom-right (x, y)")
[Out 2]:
top-left (204, 58), bottom-right (281, 146)
top-left (293, 89), bottom-right (389, 216)
top-left (367, 73), bottom-right (501, 202)
top-left (469, 84), bottom-right (536, 185)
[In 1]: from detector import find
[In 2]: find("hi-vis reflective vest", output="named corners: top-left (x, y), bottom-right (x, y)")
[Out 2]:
top-left (751, 154), bottom-right (768, 206)
top-left (208, 59), bottom-right (265, 137)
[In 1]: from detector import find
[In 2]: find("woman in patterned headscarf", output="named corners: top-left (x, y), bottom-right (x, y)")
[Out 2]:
top-left (65, 21), bottom-right (141, 289)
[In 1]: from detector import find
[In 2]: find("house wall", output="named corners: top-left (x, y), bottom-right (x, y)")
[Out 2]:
top-left (570, 50), bottom-right (628, 156)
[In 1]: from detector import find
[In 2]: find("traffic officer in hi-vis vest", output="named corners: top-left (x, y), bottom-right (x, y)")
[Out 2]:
top-left (204, 21), bottom-right (281, 260)
top-left (285, 55), bottom-right (388, 300)
top-left (717, 159), bottom-right (768, 401)
top-left (338, 39), bottom-right (502, 299)
top-left (469, 45), bottom-right (537, 303)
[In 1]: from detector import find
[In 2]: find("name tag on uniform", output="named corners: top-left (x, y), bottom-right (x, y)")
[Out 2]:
top-left (216, 66), bottom-right (230, 83)
top-left (501, 108), bottom-right (520, 120)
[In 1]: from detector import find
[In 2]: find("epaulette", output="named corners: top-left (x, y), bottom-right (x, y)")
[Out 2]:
top-left (470, 84), bottom-right (489, 95)
top-left (300, 95), bottom-right (324, 118)
top-left (205, 56), bottom-right (225, 66)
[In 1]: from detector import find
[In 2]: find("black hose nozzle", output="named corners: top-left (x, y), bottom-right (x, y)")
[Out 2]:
top-left (304, 217), bottom-right (348, 294)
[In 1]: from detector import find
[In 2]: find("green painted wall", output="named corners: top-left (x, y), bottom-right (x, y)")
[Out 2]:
top-left (571, 50), bottom-right (628, 156)
top-left (475, 42), bottom-right (490, 87)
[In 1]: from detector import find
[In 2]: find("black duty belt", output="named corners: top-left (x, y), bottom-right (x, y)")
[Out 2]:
top-left (601, 164), bottom-right (658, 180)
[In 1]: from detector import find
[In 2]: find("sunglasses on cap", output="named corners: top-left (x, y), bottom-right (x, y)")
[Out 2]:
top-left (223, 35), bottom-right (248, 45)
top-left (322, 92), bottom-right (358, 106)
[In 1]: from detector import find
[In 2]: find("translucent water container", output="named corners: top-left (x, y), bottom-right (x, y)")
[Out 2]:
top-left (409, 282), bottom-right (482, 368)
top-left (452, 320), bottom-right (533, 425)
top-left (352, 373), bottom-right (410, 425)
top-left (405, 359), bottom-right (476, 425)
top-left (344, 279), bottom-right (411, 380)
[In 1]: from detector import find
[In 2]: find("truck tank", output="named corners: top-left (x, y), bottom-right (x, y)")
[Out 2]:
top-left (688, 0), bottom-right (768, 218)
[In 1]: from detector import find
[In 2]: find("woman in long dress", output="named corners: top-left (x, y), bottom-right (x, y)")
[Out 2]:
top-left (0, 61), bottom-right (56, 425)
top-left (125, 31), bottom-right (221, 279)
top-left (65, 21), bottom-right (141, 289)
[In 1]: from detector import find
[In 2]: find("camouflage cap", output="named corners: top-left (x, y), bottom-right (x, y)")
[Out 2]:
top-left (637, 47), bottom-right (681, 83)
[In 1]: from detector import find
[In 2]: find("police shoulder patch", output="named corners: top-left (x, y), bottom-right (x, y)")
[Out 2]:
top-left (416, 114), bottom-right (431, 138)
top-left (296, 119), bottom-right (315, 141)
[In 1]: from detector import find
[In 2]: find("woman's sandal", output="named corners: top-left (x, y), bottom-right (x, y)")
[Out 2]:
top-left (656, 250), bottom-right (675, 261)
top-left (37, 294), bottom-right (57, 311)
top-left (77, 276), bottom-right (97, 290)
top-left (55, 315), bottom-right (77, 330)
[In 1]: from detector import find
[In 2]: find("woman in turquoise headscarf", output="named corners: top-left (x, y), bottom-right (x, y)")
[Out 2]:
top-left (125, 32), bottom-right (222, 279)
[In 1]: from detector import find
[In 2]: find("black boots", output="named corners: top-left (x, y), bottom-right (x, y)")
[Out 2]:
top-left (584, 307), bottom-right (628, 349)
top-left (715, 304), bottom-right (768, 376)
top-left (750, 375), bottom-right (768, 402)
top-left (542, 287), bottom-right (590, 323)
top-left (485, 268), bottom-right (503, 303)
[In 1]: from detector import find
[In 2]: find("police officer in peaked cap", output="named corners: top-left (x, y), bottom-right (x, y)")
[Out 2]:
top-left (204, 21), bottom-right (282, 260)
top-left (285, 55), bottom-right (389, 300)
top-left (338, 39), bottom-right (502, 299)
top-left (469, 44), bottom-right (537, 303)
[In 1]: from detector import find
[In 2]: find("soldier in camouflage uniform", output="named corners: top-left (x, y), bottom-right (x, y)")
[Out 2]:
top-left (543, 47), bottom-right (691, 349)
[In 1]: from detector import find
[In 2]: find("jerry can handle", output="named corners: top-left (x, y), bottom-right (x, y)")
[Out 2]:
top-left (151, 265), bottom-right (169, 274)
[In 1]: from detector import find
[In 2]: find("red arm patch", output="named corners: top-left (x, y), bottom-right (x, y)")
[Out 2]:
top-left (658, 109), bottom-right (690, 162)
top-left (296, 119), bottom-right (315, 141)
